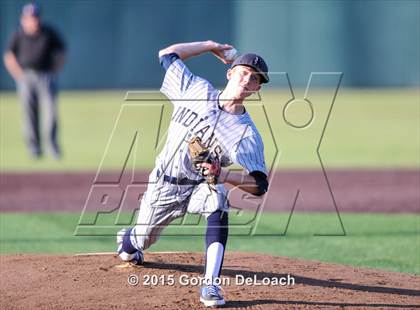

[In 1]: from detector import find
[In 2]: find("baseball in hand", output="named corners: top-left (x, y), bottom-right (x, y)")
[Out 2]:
top-left (223, 48), bottom-right (238, 61)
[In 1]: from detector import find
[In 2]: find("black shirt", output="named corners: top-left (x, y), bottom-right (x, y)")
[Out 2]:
top-left (7, 24), bottom-right (65, 72)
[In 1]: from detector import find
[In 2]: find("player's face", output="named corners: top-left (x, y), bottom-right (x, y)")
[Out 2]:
top-left (227, 66), bottom-right (261, 99)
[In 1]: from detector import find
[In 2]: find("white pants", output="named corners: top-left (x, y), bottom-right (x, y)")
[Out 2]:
top-left (131, 182), bottom-right (229, 251)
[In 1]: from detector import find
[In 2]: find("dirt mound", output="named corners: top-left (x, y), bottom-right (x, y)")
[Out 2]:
top-left (1, 252), bottom-right (419, 309)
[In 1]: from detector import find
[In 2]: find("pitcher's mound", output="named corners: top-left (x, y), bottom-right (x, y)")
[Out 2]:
top-left (1, 252), bottom-right (419, 309)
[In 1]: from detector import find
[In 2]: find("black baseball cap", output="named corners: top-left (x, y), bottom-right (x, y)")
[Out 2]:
top-left (231, 53), bottom-right (269, 84)
top-left (22, 3), bottom-right (41, 17)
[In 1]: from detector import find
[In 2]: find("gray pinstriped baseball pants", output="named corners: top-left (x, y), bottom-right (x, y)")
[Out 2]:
top-left (131, 180), bottom-right (229, 251)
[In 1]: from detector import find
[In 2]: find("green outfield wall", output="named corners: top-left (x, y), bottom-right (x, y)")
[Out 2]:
top-left (0, 0), bottom-right (418, 89)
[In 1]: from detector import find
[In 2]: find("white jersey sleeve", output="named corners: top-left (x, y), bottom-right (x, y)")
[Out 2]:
top-left (160, 58), bottom-right (196, 101)
top-left (230, 133), bottom-right (267, 175)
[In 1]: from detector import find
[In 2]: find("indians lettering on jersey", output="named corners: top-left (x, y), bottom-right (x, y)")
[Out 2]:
top-left (171, 105), bottom-right (225, 159)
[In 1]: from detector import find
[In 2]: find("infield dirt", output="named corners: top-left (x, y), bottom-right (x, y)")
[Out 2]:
top-left (1, 169), bottom-right (419, 309)
top-left (1, 169), bottom-right (418, 213)
top-left (1, 252), bottom-right (419, 309)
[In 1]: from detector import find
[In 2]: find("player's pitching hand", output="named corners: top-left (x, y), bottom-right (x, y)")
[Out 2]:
top-left (210, 42), bottom-right (235, 64)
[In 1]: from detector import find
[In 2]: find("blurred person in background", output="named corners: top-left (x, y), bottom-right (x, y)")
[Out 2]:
top-left (3, 2), bottom-right (66, 159)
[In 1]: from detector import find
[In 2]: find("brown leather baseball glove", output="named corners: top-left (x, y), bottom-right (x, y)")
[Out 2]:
top-left (188, 136), bottom-right (220, 185)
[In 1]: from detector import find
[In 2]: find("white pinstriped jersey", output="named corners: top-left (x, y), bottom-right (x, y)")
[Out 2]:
top-left (146, 57), bottom-right (266, 206)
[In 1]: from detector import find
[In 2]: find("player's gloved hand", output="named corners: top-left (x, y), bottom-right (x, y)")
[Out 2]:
top-left (188, 136), bottom-right (221, 185)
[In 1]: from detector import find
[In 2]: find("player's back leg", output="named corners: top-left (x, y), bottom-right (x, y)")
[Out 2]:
top-left (117, 197), bottom-right (188, 264)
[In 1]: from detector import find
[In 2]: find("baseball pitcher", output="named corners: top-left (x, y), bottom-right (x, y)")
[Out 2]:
top-left (117, 40), bottom-right (269, 307)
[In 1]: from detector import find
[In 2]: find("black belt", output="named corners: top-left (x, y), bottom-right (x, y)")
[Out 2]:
top-left (163, 175), bottom-right (204, 185)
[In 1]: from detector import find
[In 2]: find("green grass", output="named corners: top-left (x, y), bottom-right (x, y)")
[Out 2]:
top-left (1, 211), bottom-right (419, 274)
top-left (1, 88), bottom-right (419, 171)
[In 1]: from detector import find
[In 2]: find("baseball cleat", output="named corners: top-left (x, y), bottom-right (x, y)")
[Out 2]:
top-left (200, 285), bottom-right (225, 307)
top-left (124, 250), bottom-right (144, 266)
top-left (116, 228), bottom-right (144, 265)
top-left (117, 246), bottom-right (144, 265)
